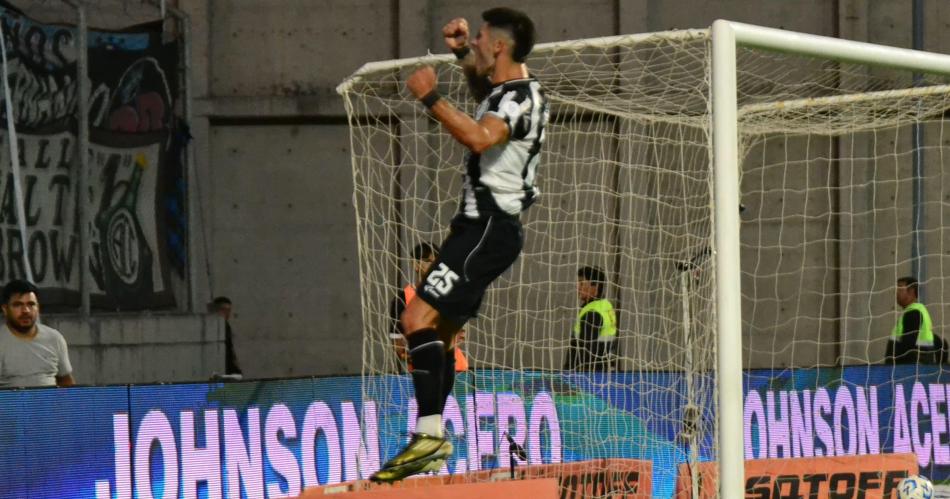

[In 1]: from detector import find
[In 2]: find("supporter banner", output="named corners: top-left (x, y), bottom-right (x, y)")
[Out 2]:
top-left (0, 2), bottom-right (184, 308)
top-left (674, 453), bottom-right (917, 499)
top-left (0, 366), bottom-right (947, 498)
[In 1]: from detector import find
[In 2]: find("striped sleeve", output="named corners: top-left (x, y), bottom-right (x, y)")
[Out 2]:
top-left (487, 88), bottom-right (534, 140)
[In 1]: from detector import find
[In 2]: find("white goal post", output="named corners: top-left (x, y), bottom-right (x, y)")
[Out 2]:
top-left (338, 20), bottom-right (950, 498)
top-left (712, 20), bottom-right (950, 497)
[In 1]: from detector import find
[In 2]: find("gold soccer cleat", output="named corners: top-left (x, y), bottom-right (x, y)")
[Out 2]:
top-left (370, 433), bottom-right (453, 483)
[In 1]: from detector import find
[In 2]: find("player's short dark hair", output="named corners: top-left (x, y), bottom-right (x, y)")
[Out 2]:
top-left (2, 279), bottom-right (38, 304)
top-left (898, 276), bottom-right (919, 296)
top-left (482, 7), bottom-right (536, 63)
top-left (578, 266), bottom-right (607, 297)
top-left (412, 242), bottom-right (440, 261)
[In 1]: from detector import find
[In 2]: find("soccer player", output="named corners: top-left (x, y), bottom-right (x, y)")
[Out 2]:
top-left (370, 7), bottom-right (547, 483)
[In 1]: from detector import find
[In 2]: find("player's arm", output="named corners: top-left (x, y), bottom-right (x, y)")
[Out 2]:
top-left (406, 66), bottom-right (509, 153)
top-left (56, 374), bottom-right (75, 387)
top-left (443, 17), bottom-right (491, 101)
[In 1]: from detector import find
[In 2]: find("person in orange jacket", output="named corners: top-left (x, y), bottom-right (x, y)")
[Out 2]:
top-left (389, 242), bottom-right (469, 372)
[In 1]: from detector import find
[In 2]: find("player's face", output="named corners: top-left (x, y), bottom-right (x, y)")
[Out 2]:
top-left (414, 255), bottom-right (437, 280)
top-left (896, 284), bottom-right (914, 307)
top-left (577, 279), bottom-right (599, 302)
top-left (471, 24), bottom-right (497, 77)
top-left (2, 292), bottom-right (39, 334)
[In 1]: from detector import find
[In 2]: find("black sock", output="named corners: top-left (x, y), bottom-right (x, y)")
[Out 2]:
top-left (408, 329), bottom-right (445, 418)
top-left (439, 348), bottom-right (457, 414)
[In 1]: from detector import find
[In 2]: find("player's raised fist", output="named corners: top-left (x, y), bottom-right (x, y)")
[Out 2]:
top-left (406, 66), bottom-right (437, 99)
top-left (442, 18), bottom-right (469, 50)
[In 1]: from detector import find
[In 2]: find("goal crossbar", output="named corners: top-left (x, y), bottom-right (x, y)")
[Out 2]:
top-left (336, 29), bottom-right (709, 95)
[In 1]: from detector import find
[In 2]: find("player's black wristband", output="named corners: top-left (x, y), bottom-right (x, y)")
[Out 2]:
top-left (452, 46), bottom-right (471, 60)
top-left (420, 90), bottom-right (441, 109)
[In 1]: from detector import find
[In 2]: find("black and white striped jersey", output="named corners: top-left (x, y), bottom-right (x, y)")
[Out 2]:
top-left (460, 77), bottom-right (548, 219)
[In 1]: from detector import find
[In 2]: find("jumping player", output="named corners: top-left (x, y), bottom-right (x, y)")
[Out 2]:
top-left (371, 7), bottom-right (548, 483)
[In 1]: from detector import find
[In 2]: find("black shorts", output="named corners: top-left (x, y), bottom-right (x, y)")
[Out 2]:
top-left (416, 215), bottom-right (524, 326)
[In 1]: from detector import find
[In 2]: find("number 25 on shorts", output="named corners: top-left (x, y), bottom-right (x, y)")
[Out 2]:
top-left (425, 263), bottom-right (459, 297)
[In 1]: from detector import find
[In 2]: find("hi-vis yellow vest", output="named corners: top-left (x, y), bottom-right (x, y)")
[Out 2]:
top-left (573, 299), bottom-right (617, 342)
top-left (891, 302), bottom-right (934, 347)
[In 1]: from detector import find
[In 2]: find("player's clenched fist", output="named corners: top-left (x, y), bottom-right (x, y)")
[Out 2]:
top-left (442, 17), bottom-right (469, 50)
top-left (406, 66), bottom-right (437, 99)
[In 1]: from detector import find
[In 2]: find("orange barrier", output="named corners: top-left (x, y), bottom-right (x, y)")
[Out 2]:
top-left (674, 453), bottom-right (918, 499)
top-left (299, 458), bottom-right (652, 498)
top-left (297, 478), bottom-right (559, 499)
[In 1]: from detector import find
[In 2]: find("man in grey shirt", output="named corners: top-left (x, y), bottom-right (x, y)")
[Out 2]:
top-left (0, 279), bottom-right (74, 387)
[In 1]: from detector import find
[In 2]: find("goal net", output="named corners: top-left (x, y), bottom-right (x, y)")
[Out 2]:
top-left (338, 24), bottom-right (950, 497)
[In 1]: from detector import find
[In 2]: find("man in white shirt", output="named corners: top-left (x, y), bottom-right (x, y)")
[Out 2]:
top-left (0, 279), bottom-right (74, 387)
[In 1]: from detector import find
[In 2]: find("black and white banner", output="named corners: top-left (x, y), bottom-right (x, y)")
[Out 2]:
top-left (0, 2), bottom-right (185, 309)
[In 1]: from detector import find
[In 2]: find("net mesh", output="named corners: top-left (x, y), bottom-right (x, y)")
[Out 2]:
top-left (339, 28), bottom-right (950, 496)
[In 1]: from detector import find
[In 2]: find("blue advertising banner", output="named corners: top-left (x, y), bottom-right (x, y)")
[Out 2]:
top-left (0, 365), bottom-right (945, 498)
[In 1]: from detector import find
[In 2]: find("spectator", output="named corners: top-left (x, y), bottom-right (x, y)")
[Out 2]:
top-left (0, 279), bottom-right (74, 387)
top-left (886, 276), bottom-right (939, 364)
top-left (564, 266), bottom-right (618, 371)
top-left (210, 296), bottom-right (242, 376)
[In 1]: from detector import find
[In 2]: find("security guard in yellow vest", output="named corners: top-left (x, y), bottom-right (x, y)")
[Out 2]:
top-left (564, 266), bottom-right (618, 371)
top-left (886, 276), bottom-right (938, 364)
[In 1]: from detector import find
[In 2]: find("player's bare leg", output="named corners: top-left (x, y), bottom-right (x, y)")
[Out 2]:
top-left (370, 299), bottom-right (460, 483)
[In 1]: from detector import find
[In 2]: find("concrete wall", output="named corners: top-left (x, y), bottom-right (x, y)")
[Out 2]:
top-left (169, 0), bottom-right (950, 376)
top-left (20, 0), bottom-right (950, 380)
top-left (44, 313), bottom-right (224, 385)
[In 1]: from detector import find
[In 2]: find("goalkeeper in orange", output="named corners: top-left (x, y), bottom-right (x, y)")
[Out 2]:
top-left (371, 7), bottom-right (548, 483)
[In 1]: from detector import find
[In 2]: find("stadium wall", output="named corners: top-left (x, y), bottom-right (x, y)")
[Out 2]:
top-left (171, 0), bottom-right (950, 376)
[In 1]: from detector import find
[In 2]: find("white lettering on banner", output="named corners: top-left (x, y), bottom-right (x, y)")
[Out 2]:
top-left (408, 391), bottom-right (562, 473)
top-left (814, 388), bottom-right (834, 457)
top-left (93, 392), bottom-right (559, 498)
top-left (789, 389), bottom-right (813, 458)
top-left (442, 396), bottom-right (466, 474)
top-left (264, 404), bottom-right (300, 498)
top-left (301, 401), bottom-right (341, 487)
top-left (528, 392), bottom-right (562, 465)
top-left (744, 386), bottom-right (880, 460)
top-left (912, 383), bottom-right (933, 467)
top-left (134, 410), bottom-right (178, 499)
top-left (181, 410), bottom-right (221, 499)
top-left (341, 401), bottom-right (379, 481)
top-left (475, 392), bottom-right (495, 469)
top-left (224, 408), bottom-right (263, 499)
top-left (743, 382), bottom-right (950, 468)
top-left (95, 414), bottom-right (132, 499)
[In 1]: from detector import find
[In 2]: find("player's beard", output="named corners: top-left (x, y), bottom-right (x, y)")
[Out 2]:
top-left (6, 314), bottom-right (35, 335)
top-left (475, 51), bottom-right (496, 79)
